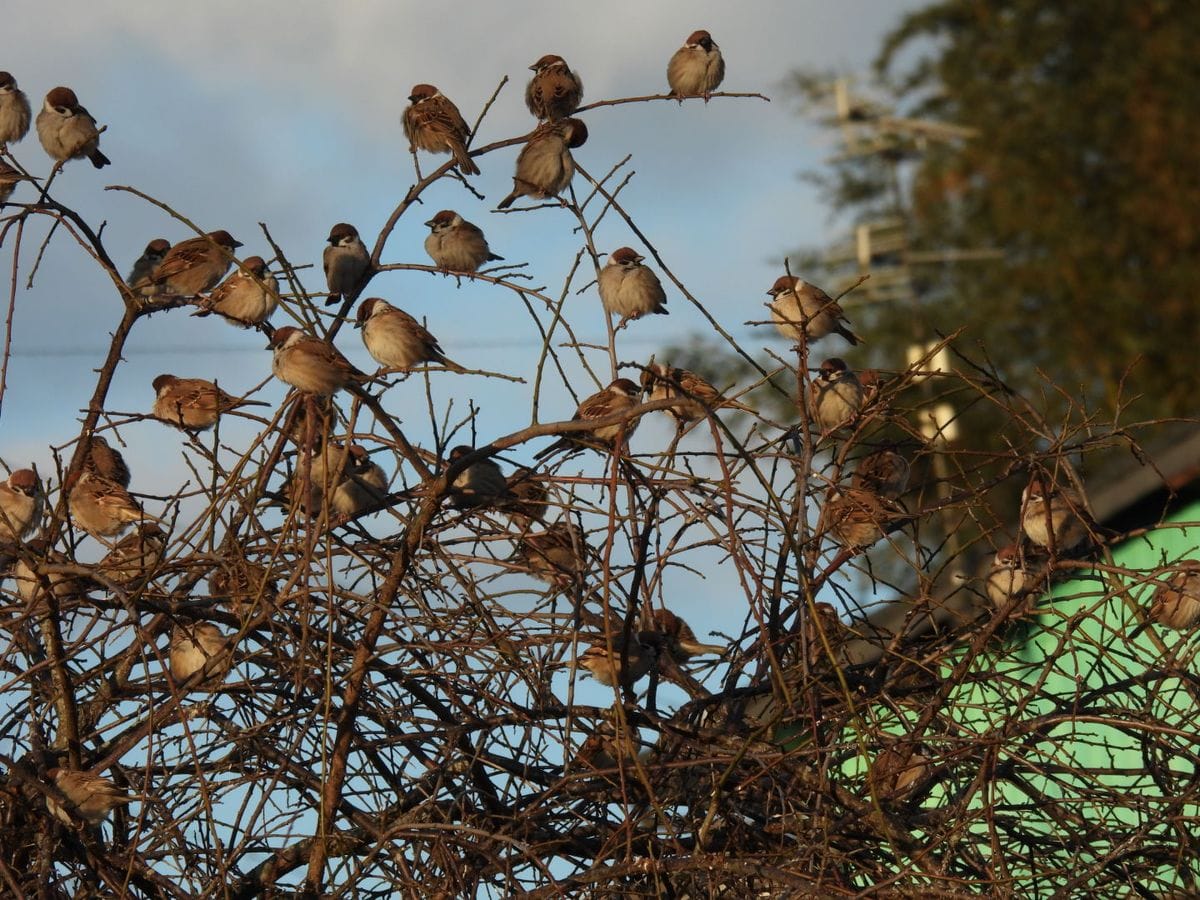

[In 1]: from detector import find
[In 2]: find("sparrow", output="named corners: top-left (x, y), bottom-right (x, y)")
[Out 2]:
top-left (639, 362), bottom-right (750, 425)
top-left (667, 30), bottom-right (726, 99)
top-left (573, 632), bottom-right (658, 687)
top-left (1020, 474), bottom-right (1092, 554)
top-left (525, 54), bottom-right (584, 120)
top-left (44, 768), bottom-right (135, 826)
top-left (423, 210), bottom-right (503, 273)
top-left (1150, 560), bottom-right (1200, 631)
top-left (808, 357), bottom-right (864, 432)
top-left (98, 523), bottom-right (166, 586)
top-left (142, 230), bottom-right (243, 298)
top-left (0, 468), bottom-right (42, 542)
top-left (152, 373), bottom-right (269, 431)
top-left (869, 744), bottom-right (930, 801)
top-left (125, 238), bottom-right (171, 291)
top-left (83, 435), bottom-right (131, 487)
top-left (767, 275), bottom-right (861, 345)
top-left (503, 467), bottom-right (550, 530)
top-left (210, 560), bottom-right (279, 617)
top-left (984, 544), bottom-right (1028, 610)
top-left (824, 485), bottom-right (903, 551)
top-left (170, 621), bottom-right (232, 686)
top-left (851, 448), bottom-right (910, 500)
top-left (446, 445), bottom-right (508, 510)
top-left (0, 72), bottom-right (31, 146)
top-left (67, 471), bottom-right (152, 539)
top-left (323, 222), bottom-right (370, 307)
top-left (496, 117), bottom-right (588, 209)
top-left (402, 83), bottom-right (480, 176)
top-left (0, 160), bottom-right (37, 205)
top-left (355, 297), bottom-right (464, 372)
top-left (598, 247), bottom-right (668, 327)
top-left (35, 87), bottom-right (110, 168)
top-left (534, 378), bottom-right (642, 459)
top-left (801, 600), bottom-right (846, 668)
top-left (11, 539), bottom-right (92, 605)
top-left (572, 720), bottom-right (639, 774)
top-left (294, 443), bottom-right (388, 519)
top-left (513, 524), bottom-right (586, 586)
top-left (651, 608), bottom-right (723, 662)
top-left (191, 256), bottom-right (279, 327)
top-left (268, 326), bottom-right (367, 396)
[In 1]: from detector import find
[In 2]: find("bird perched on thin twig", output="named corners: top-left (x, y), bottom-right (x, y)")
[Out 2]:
top-left (293, 443), bottom-right (388, 520)
top-left (125, 238), bottom-right (171, 291)
top-left (402, 83), bottom-right (479, 176)
top-left (0, 72), bottom-right (31, 147)
top-left (423, 210), bottom-right (503, 273)
top-left (355, 297), bottom-right (465, 372)
top-left (10, 539), bottom-right (92, 605)
top-left (808, 357), bottom-right (864, 433)
top-left (640, 362), bottom-right (751, 425)
top-left (851, 448), bottom-right (910, 500)
top-left (573, 632), bottom-right (659, 687)
top-left (651, 608), bottom-right (724, 662)
top-left (525, 54), bottom-right (584, 121)
top-left (667, 30), bottom-right (725, 100)
top-left (534, 379), bottom-right (642, 459)
top-left (83, 435), bottom-right (130, 487)
top-left (514, 524), bottom-right (586, 586)
top-left (503, 467), bottom-right (550, 531)
top-left (67, 472), bottom-right (155, 540)
top-left (191, 256), bottom-right (279, 327)
top-left (0, 468), bottom-right (42, 542)
top-left (446, 445), bottom-right (508, 510)
top-left (268, 326), bottom-right (367, 396)
top-left (767, 275), bottom-right (861, 346)
top-left (323, 222), bottom-right (370, 307)
top-left (869, 744), bottom-right (930, 802)
top-left (141, 230), bottom-right (243, 298)
top-left (36, 86), bottom-right (109, 168)
top-left (824, 485), bottom-right (903, 552)
top-left (1149, 560), bottom-right (1200, 631)
top-left (170, 621), bottom-right (232, 687)
top-left (497, 118), bottom-right (588, 209)
top-left (0, 160), bottom-right (37, 205)
top-left (985, 544), bottom-right (1030, 611)
top-left (1020, 474), bottom-right (1094, 555)
top-left (598, 247), bottom-right (668, 328)
top-left (152, 374), bottom-right (269, 431)
top-left (44, 768), bottom-right (137, 826)
top-left (210, 560), bottom-right (279, 617)
top-left (98, 523), bottom-right (166, 587)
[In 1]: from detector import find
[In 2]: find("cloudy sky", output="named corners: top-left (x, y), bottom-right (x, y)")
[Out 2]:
top-left (2, 1), bottom-right (923, 691)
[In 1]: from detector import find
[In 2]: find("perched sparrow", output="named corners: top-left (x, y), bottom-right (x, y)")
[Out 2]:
top-left (534, 378), bottom-right (642, 459)
top-left (1150, 561), bottom-right (1200, 631)
top-left (574, 632), bottom-right (657, 687)
top-left (0, 468), bottom-right (42, 541)
top-left (1020, 475), bottom-right (1092, 554)
top-left (125, 238), bottom-right (171, 291)
top-left (423, 210), bottom-right (503, 273)
top-left (801, 600), bottom-right (846, 668)
top-left (446, 445), bottom-right (507, 510)
top-left (210, 560), bottom-right (279, 617)
top-left (402, 83), bottom-right (479, 176)
top-left (142, 230), bottom-right (243, 298)
top-left (67, 471), bottom-right (151, 539)
top-left (0, 160), bottom-right (37, 205)
top-left (667, 30), bottom-right (726, 99)
top-left (652, 608), bottom-right (723, 662)
top-left (98, 523), bottom-right (166, 586)
top-left (572, 721), bottom-right (639, 774)
top-left (0, 72), bottom-right (31, 146)
top-left (497, 117), bottom-right (588, 209)
top-left (83, 435), bottom-right (130, 487)
top-left (857, 368), bottom-right (882, 408)
top-left (355, 297), bottom-right (463, 372)
top-left (598, 247), bottom-right (668, 327)
top-left (869, 744), bottom-right (930, 801)
top-left (984, 544), bottom-right (1028, 610)
top-left (35, 87), bottom-right (110, 168)
top-left (808, 357), bottom-right (864, 432)
top-left (152, 373), bottom-right (268, 431)
top-left (268, 326), bottom-right (366, 396)
top-left (503, 467), bottom-right (550, 530)
top-left (192, 256), bottom-right (279, 327)
top-left (525, 54), bottom-right (584, 120)
top-left (11, 539), bottom-right (91, 605)
top-left (824, 485), bottom-right (903, 551)
top-left (170, 621), bottom-right (232, 686)
top-left (294, 443), bottom-right (388, 519)
top-left (323, 222), bottom-right (370, 307)
top-left (851, 448), bottom-right (910, 500)
top-left (514, 524), bottom-right (586, 586)
top-left (767, 275), bottom-right (861, 346)
top-left (45, 768), bottom-right (134, 826)
top-left (640, 362), bottom-right (750, 425)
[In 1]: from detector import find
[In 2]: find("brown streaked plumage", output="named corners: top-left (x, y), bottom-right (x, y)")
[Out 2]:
top-left (767, 275), bottom-right (861, 345)
top-left (0, 72), bottom-right (32, 146)
top-left (640, 362), bottom-right (751, 424)
top-left (45, 768), bottom-right (135, 826)
top-left (0, 468), bottom-right (42, 541)
top-left (597, 247), bottom-right (668, 327)
top-left (152, 373), bottom-right (269, 430)
top-left (323, 222), bottom-right (370, 307)
top-left (525, 54), bottom-right (584, 121)
top-left (1149, 560), bottom-right (1200, 630)
top-left (355, 297), bottom-right (464, 371)
top-left (496, 118), bottom-right (588, 209)
top-left (35, 86), bottom-right (109, 168)
top-left (424, 210), bottom-right (503, 273)
top-left (192, 256), bottom-right (279, 327)
top-left (402, 83), bottom-right (479, 175)
top-left (668, 30), bottom-right (726, 99)
top-left (143, 230), bottom-right (243, 297)
top-left (268, 326), bottom-right (366, 396)
top-left (808, 357), bottom-right (863, 432)
top-left (534, 378), bottom-right (642, 459)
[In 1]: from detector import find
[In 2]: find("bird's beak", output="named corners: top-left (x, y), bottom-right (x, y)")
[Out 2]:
top-left (423, 219), bottom-right (435, 228)
top-left (233, 240), bottom-right (244, 249)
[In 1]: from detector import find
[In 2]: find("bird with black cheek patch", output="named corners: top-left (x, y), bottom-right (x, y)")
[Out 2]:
top-left (192, 256), bottom-right (279, 327)
top-left (142, 230), bottom-right (243, 298)
top-left (323, 222), bottom-right (370, 307)
top-left (767, 275), bottom-right (861, 346)
top-left (667, 30), bottom-right (726, 99)
top-left (446, 445), bottom-right (508, 510)
top-left (36, 86), bottom-right (109, 168)
top-left (534, 378), bottom-right (642, 459)
top-left (152, 374), bottom-right (269, 431)
top-left (985, 544), bottom-right (1029, 610)
top-left (0, 72), bottom-right (31, 147)
top-left (402, 83), bottom-right (479, 175)
top-left (808, 357), bottom-right (864, 432)
top-left (1020, 474), bottom-right (1094, 555)
top-left (525, 54), bottom-right (584, 120)
top-left (514, 523), bottom-right (587, 586)
top-left (126, 239), bottom-right (171, 291)
top-left (44, 768), bottom-right (137, 826)
top-left (0, 468), bottom-right (42, 541)
top-left (497, 117), bottom-right (588, 209)
top-left (598, 247), bottom-right (668, 329)
top-left (267, 326), bottom-right (367, 397)
top-left (424, 210), bottom-right (503, 273)
top-left (355, 297), bottom-right (465, 372)
top-left (0, 160), bottom-right (37, 205)
top-left (639, 362), bottom-right (752, 425)
top-left (1150, 561), bottom-right (1200, 630)
top-left (851, 448), bottom-right (910, 500)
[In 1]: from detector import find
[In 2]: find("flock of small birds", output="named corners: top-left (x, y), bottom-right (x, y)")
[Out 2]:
top-left (0, 29), bottom-right (1196, 827)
